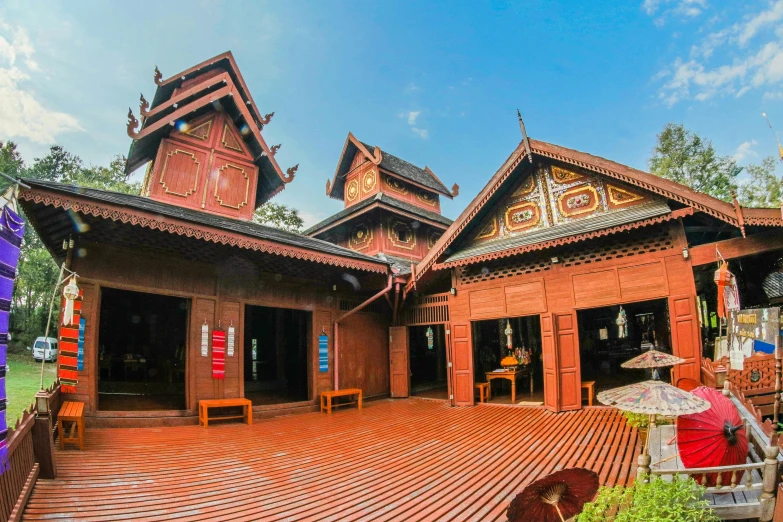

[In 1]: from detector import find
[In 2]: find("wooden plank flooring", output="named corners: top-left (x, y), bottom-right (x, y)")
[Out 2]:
top-left (23, 399), bottom-right (640, 521)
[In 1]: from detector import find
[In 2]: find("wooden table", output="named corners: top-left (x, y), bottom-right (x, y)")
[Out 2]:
top-left (486, 369), bottom-right (533, 404)
top-left (58, 401), bottom-right (85, 450)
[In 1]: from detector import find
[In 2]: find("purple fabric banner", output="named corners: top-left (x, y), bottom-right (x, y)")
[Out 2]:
top-left (0, 205), bottom-right (24, 473)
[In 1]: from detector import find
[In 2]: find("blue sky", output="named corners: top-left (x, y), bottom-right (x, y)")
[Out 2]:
top-left (1, 0), bottom-right (782, 226)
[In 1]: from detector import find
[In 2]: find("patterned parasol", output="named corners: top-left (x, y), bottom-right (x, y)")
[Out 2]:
top-left (621, 349), bottom-right (685, 369)
top-left (506, 468), bottom-right (599, 522)
top-left (597, 380), bottom-right (711, 416)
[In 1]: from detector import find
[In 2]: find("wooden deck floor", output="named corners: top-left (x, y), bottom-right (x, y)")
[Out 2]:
top-left (23, 399), bottom-right (640, 521)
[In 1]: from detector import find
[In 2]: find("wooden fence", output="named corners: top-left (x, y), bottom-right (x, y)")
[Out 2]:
top-left (402, 293), bottom-right (450, 326)
top-left (0, 380), bottom-right (59, 522)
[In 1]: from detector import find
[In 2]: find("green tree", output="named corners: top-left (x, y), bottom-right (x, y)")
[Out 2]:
top-left (738, 156), bottom-right (781, 207)
top-left (252, 202), bottom-right (304, 233)
top-left (0, 141), bottom-right (24, 177)
top-left (649, 123), bottom-right (741, 202)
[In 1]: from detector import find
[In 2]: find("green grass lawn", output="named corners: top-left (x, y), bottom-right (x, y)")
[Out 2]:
top-left (6, 352), bottom-right (57, 425)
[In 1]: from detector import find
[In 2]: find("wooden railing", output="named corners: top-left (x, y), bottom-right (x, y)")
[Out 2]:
top-left (0, 380), bottom-right (59, 522)
top-left (402, 293), bottom-right (450, 326)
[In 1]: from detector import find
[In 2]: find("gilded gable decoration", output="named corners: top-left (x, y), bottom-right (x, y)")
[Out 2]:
top-left (362, 169), bottom-right (377, 193)
top-left (349, 222), bottom-right (373, 250)
top-left (557, 186), bottom-right (600, 218)
top-left (475, 217), bottom-right (498, 240)
top-left (512, 175), bottom-right (536, 197)
top-left (551, 165), bottom-right (584, 185)
top-left (388, 218), bottom-right (416, 250)
top-left (504, 201), bottom-right (541, 232)
top-left (221, 124), bottom-right (244, 152)
top-left (183, 119), bottom-right (212, 141)
top-left (428, 230), bottom-right (442, 249)
top-left (607, 184), bottom-right (645, 207)
top-left (384, 175), bottom-right (408, 195)
top-left (346, 179), bottom-right (360, 202)
top-left (416, 189), bottom-right (437, 207)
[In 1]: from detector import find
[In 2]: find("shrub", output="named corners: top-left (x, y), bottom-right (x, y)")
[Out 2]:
top-left (621, 411), bottom-right (672, 429)
top-left (576, 476), bottom-right (719, 522)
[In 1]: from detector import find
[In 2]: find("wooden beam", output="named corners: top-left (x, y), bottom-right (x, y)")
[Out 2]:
top-left (689, 228), bottom-right (783, 266)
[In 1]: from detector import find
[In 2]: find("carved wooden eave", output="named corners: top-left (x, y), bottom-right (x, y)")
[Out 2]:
top-left (433, 207), bottom-right (694, 270)
top-left (19, 186), bottom-right (389, 275)
top-left (408, 137), bottom-right (783, 291)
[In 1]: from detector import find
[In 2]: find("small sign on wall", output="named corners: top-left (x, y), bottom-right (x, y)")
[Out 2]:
top-left (318, 333), bottom-right (329, 373)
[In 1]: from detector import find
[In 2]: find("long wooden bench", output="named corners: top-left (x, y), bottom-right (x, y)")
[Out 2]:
top-left (320, 388), bottom-right (362, 414)
top-left (198, 398), bottom-right (252, 428)
top-left (58, 401), bottom-right (85, 450)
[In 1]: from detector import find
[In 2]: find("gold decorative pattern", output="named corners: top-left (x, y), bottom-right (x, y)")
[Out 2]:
top-left (512, 175), bottom-right (536, 197)
top-left (384, 175), bottom-right (409, 195)
top-left (475, 217), bottom-right (498, 240)
top-left (551, 165), bottom-right (584, 185)
top-left (363, 169), bottom-right (377, 193)
top-left (428, 230), bottom-right (442, 249)
top-left (416, 189), bottom-right (438, 207)
top-left (213, 163), bottom-right (250, 209)
top-left (607, 184), bottom-right (644, 206)
top-left (349, 222), bottom-right (373, 251)
top-left (184, 119), bottom-right (212, 141)
top-left (159, 149), bottom-right (201, 197)
top-left (388, 219), bottom-right (416, 250)
top-left (504, 201), bottom-right (541, 232)
top-left (557, 185), bottom-right (600, 217)
top-left (346, 179), bottom-right (360, 202)
top-left (221, 124), bottom-right (244, 153)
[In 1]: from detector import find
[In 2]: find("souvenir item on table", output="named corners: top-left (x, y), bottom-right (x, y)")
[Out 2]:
top-left (426, 326), bottom-right (434, 350)
top-left (58, 289), bottom-right (82, 394)
top-left (616, 306), bottom-right (627, 339)
top-left (201, 322), bottom-right (208, 357)
top-left (227, 325), bottom-right (235, 357)
top-left (212, 329), bottom-right (225, 379)
top-left (0, 202), bottom-right (23, 473)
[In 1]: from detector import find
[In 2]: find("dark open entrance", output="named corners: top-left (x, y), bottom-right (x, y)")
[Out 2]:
top-left (577, 298), bottom-right (671, 393)
top-left (98, 288), bottom-right (188, 411)
top-left (244, 305), bottom-right (310, 405)
top-left (472, 316), bottom-right (543, 405)
top-left (410, 324), bottom-right (447, 399)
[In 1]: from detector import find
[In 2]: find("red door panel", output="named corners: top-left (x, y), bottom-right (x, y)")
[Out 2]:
top-left (669, 295), bottom-right (701, 383)
top-left (541, 314), bottom-right (558, 412)
top-left (451, 322), bottom-right (474, 406)
top-left (389, 326), bottom-right (409, 398)
top-left (556, 311), bottom-right (581, 411)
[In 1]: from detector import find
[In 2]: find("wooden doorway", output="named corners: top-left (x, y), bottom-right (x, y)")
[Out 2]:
top-left (409, 324), bottom-right (448, 400)
top-left (389, 326), bottom-right (409, 397)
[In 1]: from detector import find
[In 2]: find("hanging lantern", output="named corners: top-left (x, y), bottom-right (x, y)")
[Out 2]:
top-left (62, 276), bottom-right (79, 326)
top-left (616, 306), bottom-right (627, 339)
top-left (425, 326), bottom-right (434, 350)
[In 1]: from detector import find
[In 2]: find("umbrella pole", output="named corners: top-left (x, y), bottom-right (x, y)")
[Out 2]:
top-left (553, 503), bottom-right (566, 522)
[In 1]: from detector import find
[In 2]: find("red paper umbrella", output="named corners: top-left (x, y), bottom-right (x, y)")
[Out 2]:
top-left (677, 386), bottom-right (748, 487)
top-left (507, 468), bottom-right (599, 522)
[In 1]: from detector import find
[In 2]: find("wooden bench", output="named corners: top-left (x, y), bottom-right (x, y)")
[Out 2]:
top-left (320, 388), bottom-right (362, 414)
top-left (58, 401), bottom-right (85, 450)
top-left (581, 381), bottom-right (595, 406)
top-left (198, 398), bottom-right (253, 428)
top-left (475, 382), bottom-right (490, 403)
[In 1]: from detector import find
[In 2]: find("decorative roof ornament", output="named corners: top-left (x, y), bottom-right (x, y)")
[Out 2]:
top-left (139, 93), bottom-right (150, 116)
top-left (517, 109), bottom-right (533, 164)
top-left (284, 164), bottom-right (299, 183)
top-left (126, 108), bottom-right (140, 138)
top-left (153, 65), bottom-right (163, 85)
top-left (325, 179), bottom-right (332, 195)
top-left (451, 183), bottom-right (460, 197)
top-left (270, 144), bottom-right (281, 156)
top-left (260, 112), bottom-right (275, 125)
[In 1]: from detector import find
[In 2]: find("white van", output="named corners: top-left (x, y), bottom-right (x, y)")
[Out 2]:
top-left (32, 337), bottom-right (58, 362)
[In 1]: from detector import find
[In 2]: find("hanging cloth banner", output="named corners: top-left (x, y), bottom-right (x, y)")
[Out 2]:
top-left (201, 322), bottom-right (208, 357)
top-left (715, 262), bottom-right (740, 319)
top-left (58, 289), bottom-right (83, 394)
top-left (318, 333), bottom-right (328, 373)
top-left (227, 325), bottom-right (235, 357)
top-left (77, 317), bottom-right (86, 371)
top-left (0, 204), bottom-right (24, 474)
top-left (212, 329), bottom-right (225, 379)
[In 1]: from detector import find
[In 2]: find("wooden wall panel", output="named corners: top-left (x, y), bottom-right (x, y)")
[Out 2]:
top-left (63, 282), bottom-right (99, 410)
top-left (389, 326), bottom-right (409, 397)
top-left (572, 269), bottom-right (619, 308)
top-left (189, 298), bottom-right (216, 409)
top-left (313, 310), bottom-right (333, 397)
top-left (669, 295), bottom-right (701, 383)
top-left (540, 314), bottom-right (558, 411)
top-left (556, 312), bottom-right (581, 411)
top-left (665, 255), bottom-right (696, 295)
top-left (337, 312), bottom-right (390, 398)
top-left (505, 280), bottom-right (546, 316)
top-left (218, 301), bottom-right (241, 399)
top-left (618, 261), bottom-right (668, 301)
top-left (451, 322), bottom-right (473, 406)
top-left (468, 288), bottom-right (505, 318)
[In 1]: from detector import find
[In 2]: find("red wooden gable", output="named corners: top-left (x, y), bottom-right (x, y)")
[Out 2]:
top-left (142, 111), bottom-right (259, 221)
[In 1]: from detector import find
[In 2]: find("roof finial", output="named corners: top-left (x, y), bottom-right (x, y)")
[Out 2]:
top-left (261, 112), bottom-right (275, 125)
top-left (517, 109), bottom-right (533, 164)
top-left (139, 93), bottom-right (149, 116)
top-left (153, 66), bottom-right (163, 85)
top-left (762, 112), bottom-right (783, 162)
top-left (126, 108), bottom-right (140, 138)
top-left (270, 144), bottom-right (281, 156)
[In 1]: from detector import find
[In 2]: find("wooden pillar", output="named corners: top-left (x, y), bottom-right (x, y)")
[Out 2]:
top-left (760, 443), bottom-right (780, 521)
top-left (275, 309), bottom-right (285, 388)
top-left (31, 414), bottom-right (56, 479)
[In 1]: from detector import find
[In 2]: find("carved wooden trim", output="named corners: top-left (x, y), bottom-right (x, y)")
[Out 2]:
top-left (20, 189), bottom-right (388, 273)
top-left (388, 218), bottom-right (416, 250)
top-left (221, 123), bottom-right (244, 152)
top-left (213, 163), bottom-right (250, 209)
top-left (159, 149), bottom-right (201, 197)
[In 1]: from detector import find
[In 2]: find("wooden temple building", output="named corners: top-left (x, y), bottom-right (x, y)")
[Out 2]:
top-left (15, 51), bottom-right (783, 425)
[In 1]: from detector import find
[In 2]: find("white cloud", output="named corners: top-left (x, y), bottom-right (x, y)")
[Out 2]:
top-left (407, 111), bottom-right (420, 125)
top-left (733, 140), bottom-right (758, 161)
top-left (399, 110), bottom-right (428, 139)
top-left (643, 0), bottom-right (707, 20)
top-left (0, 19), bottom-right (81, 144)
top-left (411, 128), bottom-right (428, 139)
top-left (656, 2), bottom-right (783, 105)
top-left (404, 82), bottom-right (420, 94)
top-left (763, 90), bottom-right (783, 100)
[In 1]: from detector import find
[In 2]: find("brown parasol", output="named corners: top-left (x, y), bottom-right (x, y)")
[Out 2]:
top-left (506, 468), bottom-right (599, 522)
top-left (621, 349), bottom-right (684, 369)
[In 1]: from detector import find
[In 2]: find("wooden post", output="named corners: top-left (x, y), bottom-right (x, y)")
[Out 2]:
top-left (636, 453), bottom-right (651, 478)
top-left (31, 414), bottom-right (56, 479)
top-left (759, 443), bottom-right (779, 521)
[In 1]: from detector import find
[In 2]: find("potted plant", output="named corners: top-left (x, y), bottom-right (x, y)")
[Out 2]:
top-left (576, 476), bottom-right (719, 521)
